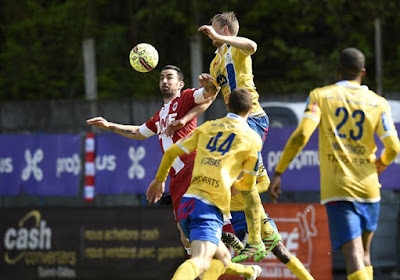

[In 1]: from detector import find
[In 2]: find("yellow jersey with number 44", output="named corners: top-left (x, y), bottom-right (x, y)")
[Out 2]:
top-left (176, 113), bottom-right (262, 215)
top-left (304, 80), bottom-right (398, 204)
top-left (210, 44), bottom-right (265, 117)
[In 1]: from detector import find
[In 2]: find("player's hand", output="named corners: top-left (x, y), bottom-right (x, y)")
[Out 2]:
top-left (86, 117), bottom-right (111, 130)
top-left (198, 73), bottom-right (215, 86)
top-left (375, 158), bottom-right (387, 175)
top-left (231, 185), bottom-right (240, 196)
top-left (146, 179), bottom-right (165, 203)
top-left (166, 119), bottom-right (186, 137)
top-left (269, 172), bottom-right (282, 203)
top-left (198, 25), bottom-right (219, 41)
top-left (199, 73), bottom-right (220, 95)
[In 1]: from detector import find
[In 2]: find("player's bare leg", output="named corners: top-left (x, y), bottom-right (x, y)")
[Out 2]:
top-left (272, 242), bottom-right (314, 280)
top-left (199, 241), bottom-right (230, 279)
top-left (177, 223), bottom-right (191, 255)
top-left (341, 236), bottom-right (369, 279)
top-left (362, 231), bottom-right (375, 279)
top-left (203, 243), bottom-right (263, 280)
top-left (172, 240), bottom-right (218, 280)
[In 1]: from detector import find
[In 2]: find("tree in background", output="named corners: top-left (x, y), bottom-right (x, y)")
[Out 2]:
top-left (0, 0), bottom-right (399, 101)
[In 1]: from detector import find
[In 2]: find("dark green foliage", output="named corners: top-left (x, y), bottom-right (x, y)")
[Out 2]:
top-left (0, 0), bottom-right (399, 101)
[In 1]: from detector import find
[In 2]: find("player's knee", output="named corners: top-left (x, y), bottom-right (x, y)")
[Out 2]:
top-left (220, 253), bottom-right (231, 268)
top-left (196, 259), bottom-right (211, 274)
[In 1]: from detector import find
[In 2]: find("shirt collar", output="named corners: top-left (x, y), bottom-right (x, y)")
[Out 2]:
top-left (214, 43), bottom-right (227, 54)
top-left (226, 112), bottom-right (247, 123)
top-left (336, 80), bottom-right (369, 90)
top-left (164, 93), bottom-right (181, 105)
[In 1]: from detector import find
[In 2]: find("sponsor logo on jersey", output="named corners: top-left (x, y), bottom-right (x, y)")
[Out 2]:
top-left (172, 101), bottom-right (178, 111)
top-left (155, 113), bottom-right (177, 135)
top-left (200, 157), bottom-right (221, 167)
top-left (191, 176), bottom-right (220, 187)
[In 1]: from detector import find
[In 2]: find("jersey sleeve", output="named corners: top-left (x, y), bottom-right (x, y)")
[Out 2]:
top-left (234, 138), bottom-right (261, 192)
top-left (180, 89), bottom-right (198, 109)
top-left (192, 88), bottom-right (207, 104)
top-left (243, 137), bottom-right (262, 176)
top-left (139, 123), bottom-right (156, 138)
top-left (303, 90), bottom-right (321, 124)
top-left (233, 45), bottom-right (250, 59)
top-left (375, 98), bottom-right (400, 165)
top-left (176, 123), bottom-right (204, 154)
top-left (139, 112), bottom-right (159, 138)
top-left (375, 98), bottom-right (398, 139)
top-left (155, 143), bottom-right (186, 182)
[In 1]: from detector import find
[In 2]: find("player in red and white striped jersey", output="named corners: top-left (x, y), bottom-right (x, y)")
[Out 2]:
top-left (86, 65), bottom-right (219, 249)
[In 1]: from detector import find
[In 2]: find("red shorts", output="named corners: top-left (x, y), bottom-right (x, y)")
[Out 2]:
top-left (169, 160), bottom-right (194, 219)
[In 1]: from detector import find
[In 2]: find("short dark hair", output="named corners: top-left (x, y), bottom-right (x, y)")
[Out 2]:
top-left (228, 88), bottom-right (252, 115)
top-left (162, 65), bottom-right (184, 81)
top-left (338, 48), bottom-right (365, 80)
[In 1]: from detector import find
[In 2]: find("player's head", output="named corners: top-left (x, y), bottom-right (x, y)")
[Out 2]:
top-left (160, 65), bottom-right (185, 98)
top-left (211, 11), bottom-right (239, 47)
top-left (227, 88), bottom-right (253, 117)
top-left (337, 48), bottom-right (366, 80)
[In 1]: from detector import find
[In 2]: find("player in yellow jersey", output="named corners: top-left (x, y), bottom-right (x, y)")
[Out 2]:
top-left (269, 48), bottom-right (400, 280)
top-left (198, 11), bottom-right (280, 263)
top-left (148, 89), bottom-right (263, 280)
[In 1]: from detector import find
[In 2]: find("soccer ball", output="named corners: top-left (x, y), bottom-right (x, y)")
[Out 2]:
top-left (129, 43), bottom-right (159, 73)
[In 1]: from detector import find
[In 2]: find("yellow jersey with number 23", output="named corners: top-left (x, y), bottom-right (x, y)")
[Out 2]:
top-left (304, 80), bottom-right (398, 204)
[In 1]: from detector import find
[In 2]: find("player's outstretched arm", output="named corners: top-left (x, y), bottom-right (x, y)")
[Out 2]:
top-left (86, 116), bottom-right (146, 140)
top-left (269, 117), bottom-right (318, 202)
top-left (198, 25), bottom-right (257, 54)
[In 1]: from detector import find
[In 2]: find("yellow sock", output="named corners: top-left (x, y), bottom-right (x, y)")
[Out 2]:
top-left (348, 268), bottom-right (368, 280)
top-left (172, 259), bottom-right (199, 280)
top-left (365, 266), bottom-right (373, 280)
top-left (201, 259), bottom-right (226, 280)
top-left (242, 189), bottom-right (262, 244)
top-left (260, 208), bottom-right (275, 239)
top-left (225, 262), bottom-right (255, 278)
top-left (286, 256), bottom-right (314, 280)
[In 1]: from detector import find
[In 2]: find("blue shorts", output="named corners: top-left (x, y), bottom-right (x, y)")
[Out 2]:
top-left (231, 210), bottom-right (279, 241)
top-left (325, 201), bottom-right (380, 250)
top-left (247, 114), bottom-right (269, 144)
top-left (177, 197), bottom-right (223, 245)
